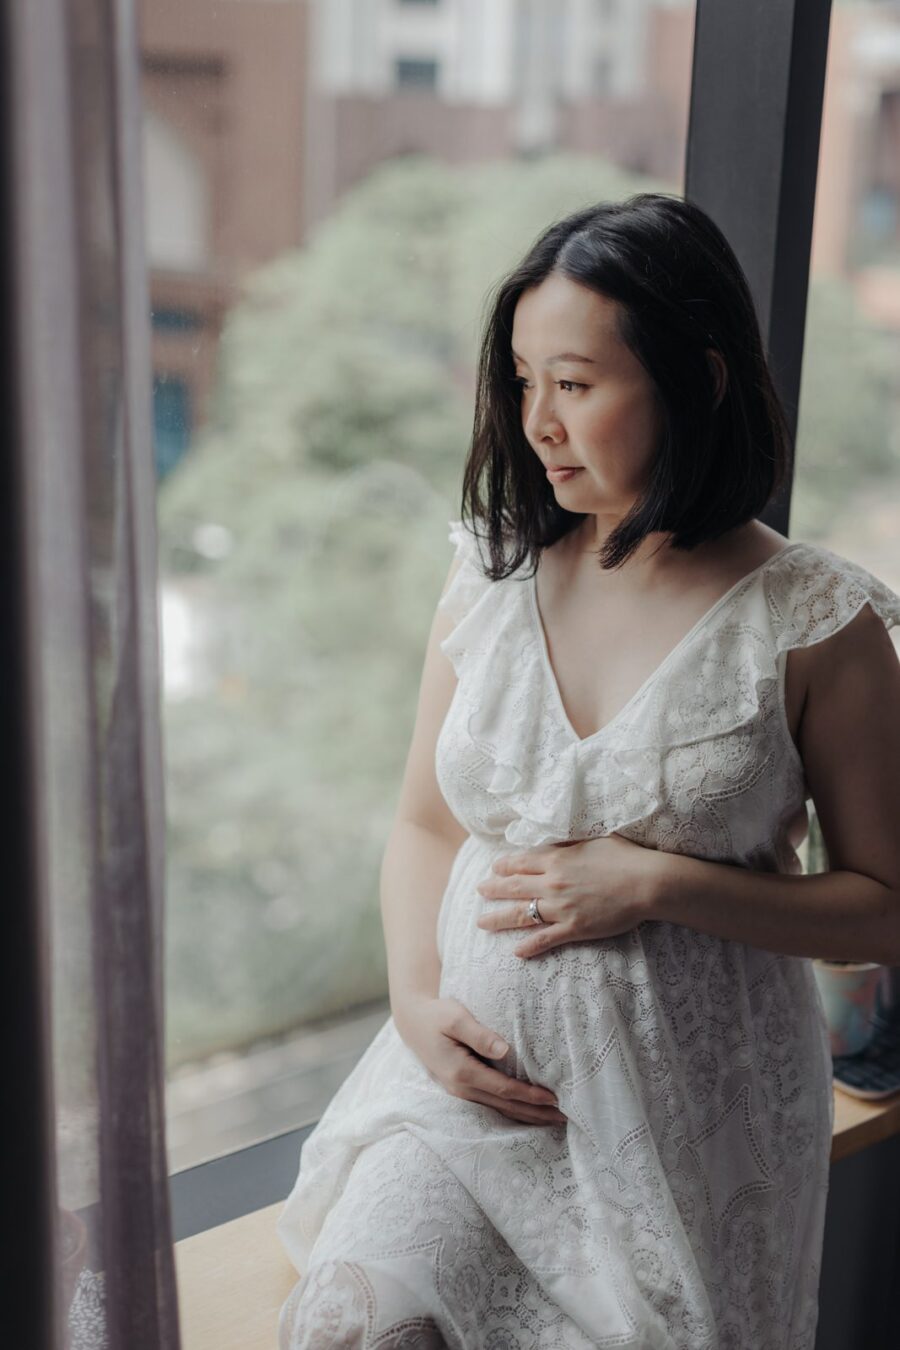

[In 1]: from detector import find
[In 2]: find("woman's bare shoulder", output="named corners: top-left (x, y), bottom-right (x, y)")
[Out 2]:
top-left (724, 518), bottom-right (792, 569)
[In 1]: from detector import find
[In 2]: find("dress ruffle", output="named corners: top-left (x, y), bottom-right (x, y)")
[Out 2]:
top-left (436, 520), bottom-right (900, 850)
top-left (435, 518), bottom-right (495, 637)
top-left (768, 541), bottom-right (900, 649)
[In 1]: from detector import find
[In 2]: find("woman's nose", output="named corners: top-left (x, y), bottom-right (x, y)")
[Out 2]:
top-left (524, 388), bottom-right (564, 445)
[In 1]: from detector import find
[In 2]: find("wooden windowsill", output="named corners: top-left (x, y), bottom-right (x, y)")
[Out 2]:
top-left (829, 1080), bottom-right (900, 1162)
top-left (174, 1084), bottom-right (900, 1350)
top-left (176, 1201), bottom-right (292, 1350)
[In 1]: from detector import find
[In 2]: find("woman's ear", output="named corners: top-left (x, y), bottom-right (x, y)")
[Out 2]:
top-left (706, 348), bottom-right (728, 409)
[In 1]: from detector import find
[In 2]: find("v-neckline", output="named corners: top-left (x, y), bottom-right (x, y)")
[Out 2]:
top-left (528, 541), bottom-right (804, 748)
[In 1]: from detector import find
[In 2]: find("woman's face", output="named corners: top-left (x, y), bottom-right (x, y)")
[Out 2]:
top-left (510, 272), bottom-right (665, 516)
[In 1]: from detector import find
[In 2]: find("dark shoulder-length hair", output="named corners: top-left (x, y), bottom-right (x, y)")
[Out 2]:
top-left (459, 191), bottom-right (792, 577)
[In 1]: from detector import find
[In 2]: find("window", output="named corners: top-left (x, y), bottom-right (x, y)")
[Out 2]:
top-left (859, 184), bottom-right (898, 251)
top-left (593, 54), bottom-right (613, 95)
top-left (143, 107), bottom-right (210, 272)
top-left (152, 307), bottom-right (202, 334)
top-left (852, 88), bottom-right (900, 268)
top-left (394, 57), bottom-right (439, 91)
top-left (153, 373), bottom-right (192, 480)
top-left (791, 10), bottom-right (900, 605)
top-left (10, 1), bottom-right (899, 1343)
top-left (148, 0), bottom-right (703, 1180)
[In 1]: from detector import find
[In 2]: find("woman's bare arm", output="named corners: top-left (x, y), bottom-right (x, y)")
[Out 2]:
top-left (380, 551), bottom-right (469, 1011)
top-left (650, 604), bottom-right (900, 962)
top-left (380, 547), bottom-right (566, 1124)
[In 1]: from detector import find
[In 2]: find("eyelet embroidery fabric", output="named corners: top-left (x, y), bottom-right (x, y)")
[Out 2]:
top-left (277, 518), bottom-right (900, 1350)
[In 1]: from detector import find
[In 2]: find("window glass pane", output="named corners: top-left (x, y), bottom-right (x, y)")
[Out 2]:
top-left (794, 4), bottom-right (900, 593)
top-left (143, 0), bottom-right (698, 1173)
top-left (792, 3), bottom-right (900, 875)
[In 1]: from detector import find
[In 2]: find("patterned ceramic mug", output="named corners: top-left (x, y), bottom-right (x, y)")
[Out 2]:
top-left (874, 965), bottom-right (900, 1025)
top-left (812, 960), bottom-right (883, 1057)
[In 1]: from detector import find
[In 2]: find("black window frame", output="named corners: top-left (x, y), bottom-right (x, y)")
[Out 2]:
top-left (166, 0), bottom-right (838, 1232)
top-left (8, 0), bottom-right (846, 1280)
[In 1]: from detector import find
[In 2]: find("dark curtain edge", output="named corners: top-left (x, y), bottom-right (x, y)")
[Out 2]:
top-left (4, 0), bottom-right (182, 1345)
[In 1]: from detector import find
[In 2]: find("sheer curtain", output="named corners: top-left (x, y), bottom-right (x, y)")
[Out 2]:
top-left (5, 1), bottom-right (180, 1347)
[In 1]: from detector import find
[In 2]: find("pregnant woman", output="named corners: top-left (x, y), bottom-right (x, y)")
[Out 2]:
top-left (277, 192), bottom-right (900, 1349)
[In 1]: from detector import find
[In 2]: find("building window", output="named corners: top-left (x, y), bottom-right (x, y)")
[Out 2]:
top-left (859, 185), bottom-right (898, 246)
top-left (153, 373), bottom-right (193, 479)
top-left (394, 57), bottom-right (439, 92)
top-left (152, 307), bottom-right (203, 334)
top-left (143, 108), bottom-right (210, 273)
top-left (593, 54), bottom-right (613, 95)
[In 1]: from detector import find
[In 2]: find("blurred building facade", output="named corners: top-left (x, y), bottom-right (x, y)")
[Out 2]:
top-left (140, 0), bottom-right (310, 475)
top-left (139, 0), bottom-right (900, 476)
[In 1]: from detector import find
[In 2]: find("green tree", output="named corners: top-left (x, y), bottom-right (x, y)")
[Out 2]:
top-left (792, 275), bottom-right (898, 538)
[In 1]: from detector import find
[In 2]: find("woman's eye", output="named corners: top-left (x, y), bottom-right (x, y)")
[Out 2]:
top-left (511, 377), bottom-right (585, 393)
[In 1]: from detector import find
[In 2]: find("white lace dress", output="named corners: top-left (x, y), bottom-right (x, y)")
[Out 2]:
top-left (277, 519), bottom-right (900, 1350)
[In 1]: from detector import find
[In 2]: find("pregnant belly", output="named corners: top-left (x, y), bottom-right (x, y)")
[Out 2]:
top-left (437, 843), bottom-right (642, 1092)
top-left (436, 840), bottom-right (833, 1197)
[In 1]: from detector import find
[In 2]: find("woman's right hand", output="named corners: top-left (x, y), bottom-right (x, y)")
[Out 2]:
top-left (393, 994), bottom-right (567, 1126)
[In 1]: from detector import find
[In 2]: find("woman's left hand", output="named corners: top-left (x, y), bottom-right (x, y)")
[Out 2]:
top-left (474, 834), bottom-right (664, 958)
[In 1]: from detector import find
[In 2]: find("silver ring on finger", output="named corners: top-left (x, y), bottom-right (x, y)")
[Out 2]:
top-left (527, 897), bottom-right (544, 925)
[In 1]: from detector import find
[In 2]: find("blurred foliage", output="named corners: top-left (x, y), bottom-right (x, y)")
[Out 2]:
top-left (160, 151), bottom-right (665, 1065)
top-left (792, 275), bottom-right (898, 538)
top-left (157, 151), bottom-right (898, 1066)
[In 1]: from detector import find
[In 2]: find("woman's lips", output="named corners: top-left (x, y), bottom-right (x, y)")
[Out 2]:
top-left (546, 466), bottom-right (583, 482)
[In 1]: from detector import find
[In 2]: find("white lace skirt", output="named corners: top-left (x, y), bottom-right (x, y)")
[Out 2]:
top-left (277, 834), bottom-right (834, 1350)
